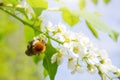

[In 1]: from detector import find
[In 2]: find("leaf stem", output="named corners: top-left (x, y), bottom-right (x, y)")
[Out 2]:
top-left (0, 7), bottom-right (64, 44)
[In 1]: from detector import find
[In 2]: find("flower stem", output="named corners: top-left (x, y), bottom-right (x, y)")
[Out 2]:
top-left (0, 7), bottom-right (64, 44)
top-left (104, 73), bottom-right (113, 80)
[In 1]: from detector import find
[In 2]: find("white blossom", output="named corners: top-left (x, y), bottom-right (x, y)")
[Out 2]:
top-left (69, 42), bottom-right (83, 58)
top-left (51, 52), bottom-right (63, 65)
top-left (87, 64), bottom-right (96, 74)
top-left (71, 64), bottom-right (84, 74)
top-left (68, 58), bottom-right (77, 69)
top-left (44, 22), bottom-right (120, 79)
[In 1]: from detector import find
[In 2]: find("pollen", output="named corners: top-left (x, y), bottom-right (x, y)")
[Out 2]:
top-left (73, 46), bottom-right (79, 53)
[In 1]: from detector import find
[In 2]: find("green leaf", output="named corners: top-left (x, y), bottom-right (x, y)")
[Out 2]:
top-left (103, 0), bottom-right (110, 4)
top-left (8, 0), bottom-right (18, 5)
top-left (1, 0), bottom-right (19, 6)
top-left (16, 6), bottom-right (28, 18)
top-left (92, 0), bottom-right (98, 5)
top-left (26, 0), bottom-right (48, 17)
top-left (24, 25), bottom-right (35, 42)
top-left (54, 0), bottom-right (60, 2)
top-left (44, 69), bottom-right (48, 77)
top-left (32, 53), bottom-right (45, 64)
top-left (43, 40), bottom-right (58, 80)
top-left (72, 10), bottom-right (119, 41)
top-left (60, 8), bottom-right (79, 26)
top-left (86, 20), bottom-right (99, 38)
top-left (109, 30), bottom-right (119, 42)
top-left (79, 0), bottom-right (86, 10)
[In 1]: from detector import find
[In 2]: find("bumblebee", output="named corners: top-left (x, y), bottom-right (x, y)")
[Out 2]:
top-left (25, 39), bottom-right (46, 56)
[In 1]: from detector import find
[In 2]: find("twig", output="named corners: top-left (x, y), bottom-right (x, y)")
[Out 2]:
top-left (0, 7), bottom-right (64, 44)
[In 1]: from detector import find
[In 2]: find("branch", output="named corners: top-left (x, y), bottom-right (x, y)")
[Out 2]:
top-left (0, 7), bottom-right (64, 44)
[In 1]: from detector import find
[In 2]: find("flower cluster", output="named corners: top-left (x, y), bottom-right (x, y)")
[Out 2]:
top-left (41, 22), bottom-right (120, 79)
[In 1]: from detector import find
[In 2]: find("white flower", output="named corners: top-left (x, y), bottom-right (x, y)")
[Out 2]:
top-left (79, 36), bottom-right (90, 47)
top-left (114, 69), bottom-right (120, 77)
top-left (87, 64), bottom-right (96, 74)
top-left (47, 22), bottom-right (66, 35)
top-left (64, 31), bottom-right (77, 42)
top-left (46, 21), bottom-right (53, 32)
top-left (63, 42), bottom-right (72, 49)
top-left (53, 33), bottom-right (65, 42)
top-left (69, 42), bottom-right (83, 58)
top-left (87, 57), bottom-right (99, 65)
top-left (98, 61), bottom-right (115, 73)
top-left (71, 64), bottom-right (84, 74)
top-left (51, 52), bottom-right (63, 65)
top-left (33, 34), bottom-right (48, 44)
top-left (108, 65), bottom-right (119, 72)
top-left (99, 63), bottom-right (110, 73)
top-left (84, 52), bottom-right (100, 65)
top-left (98, 50), bottom-right (108, 60)
top-left (44, 22), bottom-right (120, 78)
top-left (67, 58), bottom-right (77, 69)
top-left (56, 23), bottom-right (66, 33)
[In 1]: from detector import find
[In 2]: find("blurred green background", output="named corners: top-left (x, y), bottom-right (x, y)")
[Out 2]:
top-left (0, 10), bottom-right (41, 80)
